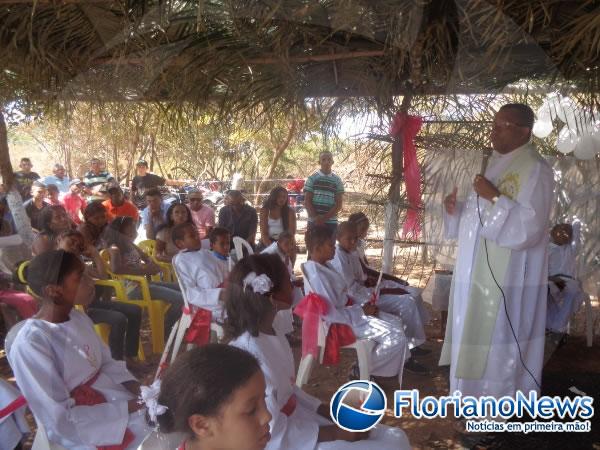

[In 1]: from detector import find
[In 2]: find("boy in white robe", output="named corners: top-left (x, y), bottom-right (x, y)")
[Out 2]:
top-left (331, 222), bottom-right (427, 353)
top-left (226, 252), bottom-right (411, 450)
top-left (546, 221), bottom-right (589, 333)
top-left (349, 212), bottom-right (430, 326)
top-left (172, 224), bottom-right (231, 322)
top-left (304, 225), bottom-right (409, 382)
top-left (6, 250), bottom-right (149, 450)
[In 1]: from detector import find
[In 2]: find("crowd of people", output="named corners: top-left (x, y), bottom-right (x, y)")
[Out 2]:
top-left (0, 105), bottom-right (591, 449)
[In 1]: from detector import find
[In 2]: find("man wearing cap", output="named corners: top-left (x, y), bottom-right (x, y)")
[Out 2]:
top-left (83, 158), bottom-right (115, 201)
top-left (41, 164), bottom-right (70, 194)
top-left (131, 159), bottom-right (165, 209)
top-left (217, 190), bottom-right (257, 247)
top-left (102, 185), bottom-right (140, 223)
top-left (61, 179), bottom-right (87, 225)
top-left (187, 189), bottom-right (215, 240)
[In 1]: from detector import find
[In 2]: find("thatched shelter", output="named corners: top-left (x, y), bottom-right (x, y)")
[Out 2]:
top-left (1, 0), bottom-right (599, 113)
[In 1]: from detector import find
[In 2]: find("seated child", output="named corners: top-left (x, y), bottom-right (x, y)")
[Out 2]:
top-left (261, 231), bottom-right (303, 334)
top-left (331, 222), bottom-right (429, 360)
top-left (57, 229), bottom-right (142, 363)
top-left (226, 253), bottom-right (411, 450)
top-left (172, 224), bottom-right (231, 322)
top-left (348, 212), bottom-right (430, 323)
top-left (154, 344), bottom-right (272, 450)
top-left (546, 221), bottom-right (589, 333)
top-left (0, 378), bottom-right (29, 450)
top-left (303, 225), bottom-right (409, 384)
top-left (106, 216), bottom-right (184, 341)
top-left (6, 250), bottom-right (150, 449)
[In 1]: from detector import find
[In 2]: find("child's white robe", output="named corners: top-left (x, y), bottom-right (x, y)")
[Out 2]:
top-left (7, 310), bottom-right (149, 450)
top-left (173, 249), bottom-right (229, 321)
top-left (546, 222), bottom-right (589, 332)
top-left (0, 379), bottom-right (29, 449)
top-left (331, 245), bottom-right (426, 348)
top-left (230, 330), bottom-right (410, 450)
top-left (261, 241), bottom-right (303, 334)
top-left (303, 260), bottom-right (408, 378)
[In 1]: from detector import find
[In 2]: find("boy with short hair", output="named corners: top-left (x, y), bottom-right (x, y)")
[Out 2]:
top-left (61, 179), bottom-right (87, 225)
top-left (172, 224), bottom-right (231, 321)
top-left (303, 225), bottom-right (409, 383)
top-left (14, 157), bottom-right (40, 201)
top-left (260, 231), bottom-right (302, 334)
top-left (331, 221), bottom-right (429, 364)
top-left (141, 188), bottom-right (168, 240)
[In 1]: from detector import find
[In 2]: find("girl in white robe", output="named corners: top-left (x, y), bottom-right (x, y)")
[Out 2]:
top-left (224, 253), bottom-right (411, 450)
top-left (172, 224), bottom-right (231, 322)
top-left (6, 250), bottom-right (150, 450)
top-left (330, 222), bottom-right (426, 349)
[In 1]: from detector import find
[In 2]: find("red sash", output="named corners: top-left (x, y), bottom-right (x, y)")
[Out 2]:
top-left (183, 307), bottom-right (212, 346)
top-left (280, 394), bottom-right (297, 417)
top-left (294, 293), bottom-right (356, 366)
top-left (70, 373), bottom-right (134, 450)
top-left (0, 395), bottom-right (26, 419)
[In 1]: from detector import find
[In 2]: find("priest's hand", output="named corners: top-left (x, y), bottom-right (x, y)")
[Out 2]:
top-left (444, 187), bottom-right (458, 215)
top-left (473, 174), bottom-right (500, 202)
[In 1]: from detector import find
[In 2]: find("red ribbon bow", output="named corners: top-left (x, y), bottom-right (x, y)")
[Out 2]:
top-left (184, 308), bottom-right (212, 347)
top-left (390, 112), bottom-right (423, 239)
top-left (294, 293), bottom-right (356, 366)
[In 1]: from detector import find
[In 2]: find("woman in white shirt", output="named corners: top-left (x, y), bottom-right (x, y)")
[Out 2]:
top-left (258, 186), bottom-right (296, 251)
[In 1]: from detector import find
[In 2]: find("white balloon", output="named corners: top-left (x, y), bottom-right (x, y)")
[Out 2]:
top-left (574, 134), bottom-right (599, 160)
top-left (536, 103), bottom-right (552, 122)
top-left (556, 127), bottom-right (578, 154)
top-left (532, 120), bottom-right (553, 138)
top-left (546, 93), bottom-right (564, 121)
top-left (559, 98), bottom-right (579, 128)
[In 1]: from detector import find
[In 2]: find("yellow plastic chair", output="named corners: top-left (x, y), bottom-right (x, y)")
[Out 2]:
top-left (16, 261), bottom-right (36, 298)
top-left (138, 239), bottom-right (175, 283)
top-left (99, 249), bottom-right (171, 354)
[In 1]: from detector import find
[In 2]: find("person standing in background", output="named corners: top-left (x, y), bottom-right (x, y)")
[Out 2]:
top-left (303, 151), bottom-right (344, 234)
top-left (130, 159), bottom-right (165, 209)
top-left (13, 157), bottom-right (40, 201)
top-left (41, 164), bottom-right (70, 194)
top-left (83, 158), bottom-right (114, 201)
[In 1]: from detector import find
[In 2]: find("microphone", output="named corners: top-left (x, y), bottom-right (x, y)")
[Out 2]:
top-left (480, 147), bottom-right (493, 175)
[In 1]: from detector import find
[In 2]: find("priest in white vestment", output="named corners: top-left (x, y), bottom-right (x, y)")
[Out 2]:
top-left (439, 103), bottom-right (555, 399)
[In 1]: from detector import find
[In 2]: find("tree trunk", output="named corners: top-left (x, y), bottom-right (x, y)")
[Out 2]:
top-left (255, 118), bottom-right (297, 205)
top-left (382, 95), bottom-right (412, 273)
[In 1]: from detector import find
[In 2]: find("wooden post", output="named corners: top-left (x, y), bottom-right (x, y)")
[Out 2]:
top-left (382, 95), bottom-right (412, 273)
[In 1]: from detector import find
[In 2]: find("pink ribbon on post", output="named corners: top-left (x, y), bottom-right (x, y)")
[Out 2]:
top-left (390, 112), bottom-right (423, 239)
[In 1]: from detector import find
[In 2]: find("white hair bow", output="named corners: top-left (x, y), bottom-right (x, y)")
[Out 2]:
top-left (243, 272), bottom-right (273, 294)
top-left (140, 379), bottom-right (168, 423)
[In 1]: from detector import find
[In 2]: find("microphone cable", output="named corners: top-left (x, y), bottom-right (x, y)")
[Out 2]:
top-left (476, 194), bottom-right (542, 391)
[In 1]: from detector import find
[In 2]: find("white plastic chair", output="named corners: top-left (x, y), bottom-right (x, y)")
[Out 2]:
top-left (167, 259), bottom-right (225, 365)
top-left (296, 264), bottom-right (374, 387)
top-left (232, 236), bottom-right (254, 261)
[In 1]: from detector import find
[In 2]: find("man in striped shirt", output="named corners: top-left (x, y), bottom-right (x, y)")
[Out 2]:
top-left (83, 158), bottom-right (115, 201)
top-left (303, 151), bottom-right (344, 233)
